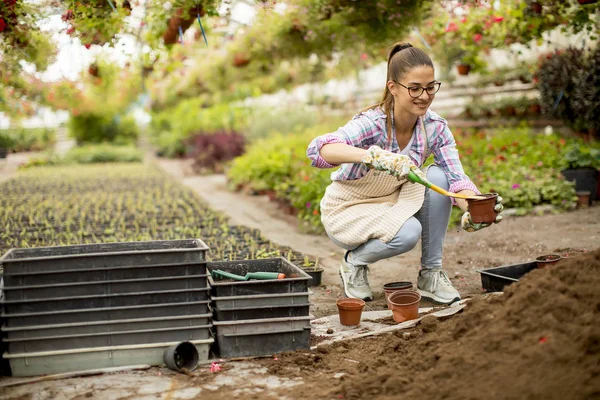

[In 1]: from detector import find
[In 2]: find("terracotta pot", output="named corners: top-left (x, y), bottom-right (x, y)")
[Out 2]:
top-left (388, 291), bottom-right (421, 323)
top-left (163, 6), bottom-right (204, 45)
top-left (536, 254), bottom-right (561, 268)
top-left (519, 75), bottom-right (532, 84)
top-left (467, 193), bottom-right (499, 224)
top-left (529, 103), bottom-right (541, 115)
top-left (576, 191), bottom-right (591, 208)
top-left (336, 298), bottom-right (365, 326)
top-left (88, 63), bottom-right (99, 77)
top-left (456, 64), bottom-right (471, 76)
top-left (233, 53), bottom-right (251, 68)
top-left (493, 81), bottom-right (504, 87)
top-left (383, 281), bottom-right (413, 308)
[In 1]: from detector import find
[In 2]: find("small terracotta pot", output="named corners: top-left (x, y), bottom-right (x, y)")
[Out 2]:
top-left (536, 254), bottom-right (561, 268)
top-left (388, 291), bottom-right (421, 323)
top-left (467, 193), bottom-right (499, 224)
top-left (383, 281), bottom-right (413, 308)
top-left (456, 64), bottom-right (471, 76)
top-left (337, 298), bottom-right (365, 326)
top-left (576, 191), bottom-right (591, 208)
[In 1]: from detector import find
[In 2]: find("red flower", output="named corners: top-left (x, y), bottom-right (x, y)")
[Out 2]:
top-left (360, 53), bottom-right (368, 61)
top-left (67, 26), bottom-right (75, 35)
top-left (84, 43), bottom-right (92, 49)
top-left (493, 15), bottom-right (504, 23)
top-left (473, 33), bottom-right (483, 43)
top-left (445, 22), bottom-right (458, 32)
top-left (0, 18), bottom-right (5, 34)
top-left (461, 17), bottom-right (467, 23)
top-left (313, 209), bottom-right (319, 216)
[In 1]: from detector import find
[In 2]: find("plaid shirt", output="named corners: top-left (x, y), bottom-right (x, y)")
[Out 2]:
top-left (306, 108), bottom-right (479, 203)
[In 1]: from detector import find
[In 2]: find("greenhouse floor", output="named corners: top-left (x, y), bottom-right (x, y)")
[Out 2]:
top-left (1, 155), bottom-right (599, 399)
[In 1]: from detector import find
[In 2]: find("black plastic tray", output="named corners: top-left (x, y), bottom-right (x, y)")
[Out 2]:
top-left (1, 287), bottom-right (211, 314)
top-left (477, 261), bottom-right (537, 292)
top-left (2, 301), bottom-right (210, 328)
top-left (213, 304), bottom-right (310, 321)
top-left (2, 275), bottom-right (208, 301)
top-left (208, 258), bottom-right (311, 297)
top-left (3, 262), bottom-right (207, 287)
top-left (216, 328), bottom-right (311, 358)
top-left (0, 239), bottom-right (209, 275)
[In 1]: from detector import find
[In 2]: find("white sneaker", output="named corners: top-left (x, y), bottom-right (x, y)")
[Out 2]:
top-left (417, 269), bottom-right (461, 305)
top-left (339, 253), bottom-right (373, 301)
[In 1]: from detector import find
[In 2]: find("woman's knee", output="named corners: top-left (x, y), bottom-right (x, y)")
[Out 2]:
top-left (387, 217), bottom-right (422, 252)
top-left (426, 165), bottom-right (449, 190)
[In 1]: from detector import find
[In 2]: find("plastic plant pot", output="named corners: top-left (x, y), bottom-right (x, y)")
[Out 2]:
top-left (383, 281), bottom-right (413, 308)
top-left (336, 298), bottom-right (365, 326)
top-left (466, 193), bottom-right (499, 224)
top-left (576, 191), bottom-right (591, 208)
top-left (388, 291), bottom-right (421, 323)
top-left (163, 341), bottom-right (199, 372)
top-left (535, 254), bottom-right (562, 269)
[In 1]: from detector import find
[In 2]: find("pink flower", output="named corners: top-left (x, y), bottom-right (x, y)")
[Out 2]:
top-left (473, 33), bottom-right (483, 43)
top-left (511, 184), bottom-right (521, 189)
top-left (360, 53), bottom-right (368, 61)
top-left (445, 22), bottom-right (458, 32)
top-left (493, 16), bottom-right (504, 23)
top-left (461, 17), bottom-right (467, 23)
top-left (305, 202), bottom-right (312, 209)
top-left (210, 362), bottom-right (222, 372)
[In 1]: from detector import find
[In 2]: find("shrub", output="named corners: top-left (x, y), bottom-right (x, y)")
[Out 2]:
top-left (572, 45), bottom-right (600, 136)
top-left (69, 113), bottom-right (139, 145)
top-left (0, 128), bottom-right (56, 152)
top-left (186, 131), bottom-right (245, 173)
top-left (20, 144), bottom-right (142, 168)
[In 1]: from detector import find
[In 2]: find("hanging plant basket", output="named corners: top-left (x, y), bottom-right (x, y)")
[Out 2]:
top-left (163, 5), bottom-right (204, 45)
top-left (456, 64), bottom-right (471, 76)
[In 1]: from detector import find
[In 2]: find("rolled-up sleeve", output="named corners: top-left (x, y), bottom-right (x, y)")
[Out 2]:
top-left (432, 123), bottom-right (480, 205)
top-left (306, 115), bottom-right (380, 169)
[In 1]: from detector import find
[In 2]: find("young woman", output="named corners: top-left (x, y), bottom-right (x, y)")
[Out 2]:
top-left (306, 42), bottom-right (503, 305)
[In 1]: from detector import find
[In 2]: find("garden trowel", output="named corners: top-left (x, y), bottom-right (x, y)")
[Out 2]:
top-left (211, 269), bottom-right (286, 281)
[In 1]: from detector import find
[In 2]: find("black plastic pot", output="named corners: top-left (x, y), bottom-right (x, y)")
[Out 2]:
top-left (561, 168), bottom-right (598, 201)
top-left (0, 147), bottom-right (7, 159)
top-left (163, 341), bottom-right (199, 372)
top-left (304, 268), bottom-right (323, 287)
top-left (476, 261), bottom-right (537, 292)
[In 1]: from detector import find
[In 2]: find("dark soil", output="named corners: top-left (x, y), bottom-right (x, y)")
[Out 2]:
top-left (254, 248), bottom-right (600, 400)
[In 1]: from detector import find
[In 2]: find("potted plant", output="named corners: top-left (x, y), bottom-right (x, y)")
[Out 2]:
top-left (560, 143), bottom-right (600, 202)
top-left (301, 256), bottom-right (323, 287)
top-left (0, 131), bottom-right (14, 158)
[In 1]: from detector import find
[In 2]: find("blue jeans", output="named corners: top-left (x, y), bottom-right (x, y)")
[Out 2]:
top-left (327, 165), bottom-right (451, 270)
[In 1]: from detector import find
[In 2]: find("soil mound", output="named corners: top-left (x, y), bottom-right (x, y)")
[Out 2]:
top-left (263, 248), bottom-right (600, 400)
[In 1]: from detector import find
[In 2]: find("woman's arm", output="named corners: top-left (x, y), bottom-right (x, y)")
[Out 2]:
top-left (320, 143), bottom-right (368, 165)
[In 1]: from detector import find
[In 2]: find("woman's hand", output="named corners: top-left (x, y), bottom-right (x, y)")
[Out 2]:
top-left (362, 145), bottom-right (421, 180)
top-left (461, 195), bottom-right (504, 232)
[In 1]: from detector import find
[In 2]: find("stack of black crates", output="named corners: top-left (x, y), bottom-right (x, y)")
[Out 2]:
top-left (208, 258), bottom-right (313, 358)
top-left (0, 239), bottom-right (213, 377)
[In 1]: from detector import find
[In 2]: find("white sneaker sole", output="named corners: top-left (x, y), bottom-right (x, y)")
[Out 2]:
top-left (416, 288), bottom-right (460, 305)
top-left (339, 265), bottom-right (373, 301)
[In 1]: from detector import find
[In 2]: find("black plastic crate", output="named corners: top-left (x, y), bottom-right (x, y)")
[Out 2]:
top-left (3, 301), bottom-right (210, 328)
top-left (1, 287), bottom-right (211, 314)
top-left (0, 239), bottom-right (209, 275)
top-left (208, 258), bottom-right (311, 297)
top-left (3, 262), bottom-right (207, 287)
top-left (213, 303), bottom-right (310, 321)
top-left (215, 328), bottom-right (311, 358)
top-left (211, 292), bottom-right (311, 309)
top-left (5, 324), bottom-right (212, 353)
top-left (477, 261), bottom-right (537, 292)
top-left (2, 275), bottom-right (208, 301)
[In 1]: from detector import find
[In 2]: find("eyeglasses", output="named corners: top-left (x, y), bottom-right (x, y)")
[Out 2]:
top-left (393, 81), bottom-right (441, 98)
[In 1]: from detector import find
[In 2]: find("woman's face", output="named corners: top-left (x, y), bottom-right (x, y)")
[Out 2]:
top-left (388, 65), bottom-right (436, 117)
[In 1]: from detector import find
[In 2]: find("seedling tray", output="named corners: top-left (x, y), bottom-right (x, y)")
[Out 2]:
top-left (2, 300), bottom-right (210, 328)
top-left (4, 338), bottom-right (214, 377)
top-left (477, 261), bottom-right (537, 292)
top-left (208, 258), bottom-right (311, 297)
top-left (213, 303), bottom-right (311, 321)
top-left (0, 239), bottom-right (209, 275)
top-left (1, 287), bottom-right (210, 314)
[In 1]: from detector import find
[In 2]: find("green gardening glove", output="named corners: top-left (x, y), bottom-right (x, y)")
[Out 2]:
top-left (461, 195), bottom-right (504, 232)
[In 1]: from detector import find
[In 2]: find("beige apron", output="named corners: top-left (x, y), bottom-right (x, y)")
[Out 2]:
top-left (320, 117), bottom-right (429, 248)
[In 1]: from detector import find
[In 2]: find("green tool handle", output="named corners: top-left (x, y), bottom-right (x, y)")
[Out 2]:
top-left (406, 171), bottom-right (487, 200)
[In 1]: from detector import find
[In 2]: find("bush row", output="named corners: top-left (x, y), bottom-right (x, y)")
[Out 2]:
top-left (0, 128), bottom-right (56, 152)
